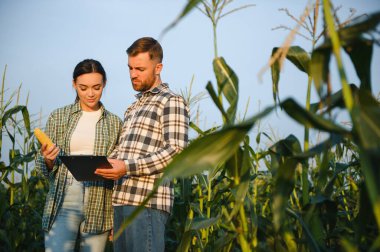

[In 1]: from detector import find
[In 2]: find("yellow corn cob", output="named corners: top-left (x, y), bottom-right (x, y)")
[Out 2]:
top-left (34, 128), bottom-right (54, 149)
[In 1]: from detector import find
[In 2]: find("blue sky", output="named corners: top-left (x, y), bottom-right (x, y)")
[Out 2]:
top-left (1, 0), bottom-right (379, 151)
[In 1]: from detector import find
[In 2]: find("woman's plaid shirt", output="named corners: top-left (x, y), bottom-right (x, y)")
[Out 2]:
top-left (35, 102), bottom-right (122, 233)
top-left (110, 83), bottom-right (189, 213)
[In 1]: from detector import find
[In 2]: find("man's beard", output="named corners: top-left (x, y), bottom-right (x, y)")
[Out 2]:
top-left (131, 75), bottom-right (156, 92)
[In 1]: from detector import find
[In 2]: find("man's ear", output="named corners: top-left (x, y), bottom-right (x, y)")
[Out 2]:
top-left (155, 63), bottom-right (163, 75)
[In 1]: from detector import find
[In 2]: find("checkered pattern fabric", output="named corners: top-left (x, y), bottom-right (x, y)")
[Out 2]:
top-left (35, 102), bottom-right (122, 233)
top-left (110, 83), bottom-right (189, 213)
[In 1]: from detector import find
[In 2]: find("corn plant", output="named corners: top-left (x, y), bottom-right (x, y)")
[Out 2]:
top-left (0, 65), bottom-right (48, 251)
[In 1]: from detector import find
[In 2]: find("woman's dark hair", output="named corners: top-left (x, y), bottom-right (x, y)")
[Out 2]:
top-left (73, 59), bottom-right (106, 102)
top-left (73, 59), bottom-right (107, 82)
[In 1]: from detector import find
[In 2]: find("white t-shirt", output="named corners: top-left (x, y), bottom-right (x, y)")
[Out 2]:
top-left (70, 110), bottom-right (102, 155)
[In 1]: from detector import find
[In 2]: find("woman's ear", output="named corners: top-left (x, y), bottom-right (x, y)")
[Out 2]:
top-left (72, 80), bottom-right (76, 89)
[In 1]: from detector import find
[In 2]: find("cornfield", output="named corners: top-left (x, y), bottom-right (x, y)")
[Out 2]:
top-left (1, 1), bottom-right (379, 251)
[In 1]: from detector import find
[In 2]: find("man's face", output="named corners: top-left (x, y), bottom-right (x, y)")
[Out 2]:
top-left (128, 52), bottom-right (162, 92)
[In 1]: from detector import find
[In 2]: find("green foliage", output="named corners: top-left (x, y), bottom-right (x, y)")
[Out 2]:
top-left (0, 171), bottom-right (48, 251)
top-left (311, 11), bottom-right (380, 95)
top-left (213, 57), bottom-right (239, 124)
top-left (271, 46), bottom-right (311, 104)
top-left (0, 66), bottom-right (48, 251)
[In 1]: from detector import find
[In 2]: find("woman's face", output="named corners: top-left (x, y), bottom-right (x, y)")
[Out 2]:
top-left (73, 72), bottom-right (105, 111)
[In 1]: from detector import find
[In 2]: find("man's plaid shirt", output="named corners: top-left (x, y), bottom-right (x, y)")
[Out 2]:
top-left (110, 83), bottom-right (189, 213)
top-left (35, 102), bottom-right (122, 233)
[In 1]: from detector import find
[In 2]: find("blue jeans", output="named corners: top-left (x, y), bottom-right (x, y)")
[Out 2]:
top-left (45, 174), bottom-right (109, 252)
top-left (113, 205), bottom-right (169, 252)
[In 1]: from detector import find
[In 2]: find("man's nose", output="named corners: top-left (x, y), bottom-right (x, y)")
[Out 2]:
top-left (130, 69), bottom-right (137, 78)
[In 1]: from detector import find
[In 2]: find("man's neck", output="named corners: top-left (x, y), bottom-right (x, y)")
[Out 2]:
top-left (148, 76), bottom-right (162, 92)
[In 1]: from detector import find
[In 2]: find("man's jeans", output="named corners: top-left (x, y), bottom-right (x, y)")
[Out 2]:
top-left (113, 205), bottom-right (169, 252)
top-left (45, 174), bottom-right (108, 252)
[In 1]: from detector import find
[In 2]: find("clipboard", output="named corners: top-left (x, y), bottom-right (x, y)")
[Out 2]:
top-left (59, 155), bottom-right (112, 181)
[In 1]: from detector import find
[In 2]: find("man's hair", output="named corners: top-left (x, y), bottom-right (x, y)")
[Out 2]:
top-left (126, 37), bottom-right (163, 63)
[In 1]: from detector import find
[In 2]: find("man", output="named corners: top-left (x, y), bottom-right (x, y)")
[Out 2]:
top-left (95, 37), bottom-right (189, 251)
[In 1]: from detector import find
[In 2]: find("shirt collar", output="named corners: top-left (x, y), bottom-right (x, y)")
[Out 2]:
top-left (71, 101), bottom-right (106, 116)
top-left (135, 83), bottom-right (168, 99)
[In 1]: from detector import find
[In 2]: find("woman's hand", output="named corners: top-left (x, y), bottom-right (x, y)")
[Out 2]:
top-left (41, 143), bottom-right (60, 170)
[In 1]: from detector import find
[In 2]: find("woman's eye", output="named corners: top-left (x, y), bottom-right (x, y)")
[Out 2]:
top-left (80, 88), bottom-right (86, 91)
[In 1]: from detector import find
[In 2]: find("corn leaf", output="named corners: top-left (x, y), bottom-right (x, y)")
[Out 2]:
top-left (175, 230), bottom-right (192, 252)
top-left (344, 38), bottom-right (373, 92)
top-left (351, 89), bottom-right (380, 228)
top-left (339, 11), bottom-right (380, 42)
top-left (269, 135), bottom-right (301, 231)
top-left (310, 47), bottom-right (331, 97)
top-left (206, 81), bottom-right (229, 123)
top-left (284, 46), bottom-right (310, 74)
top-left (311, 11), bottom-right (380, 97)
top-left (352, 90), bottom-right (380, 149)
top-left (189, 216), bottom-right (220, 230)
top-left (271, 47), bottom-right (281, 104)
top-left (227, 142), bottom-right (252, 220)
top-left (161, 0), bottom-right (203, 38)
top-left (213, 57), bottom-right (239, 123)
top-left (271, 46), bottom-right (310, 104)
top-left (281, 98), bottom-right (351, 136)
top-left (310, 84), bottom-right (359, 113)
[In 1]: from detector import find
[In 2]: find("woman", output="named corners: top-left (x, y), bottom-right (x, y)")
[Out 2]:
top-left (35, 59), bottom-right (122, 252)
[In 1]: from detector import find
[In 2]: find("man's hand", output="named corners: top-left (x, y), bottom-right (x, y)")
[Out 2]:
top-left (95, 159), bottom-right (126, 180)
